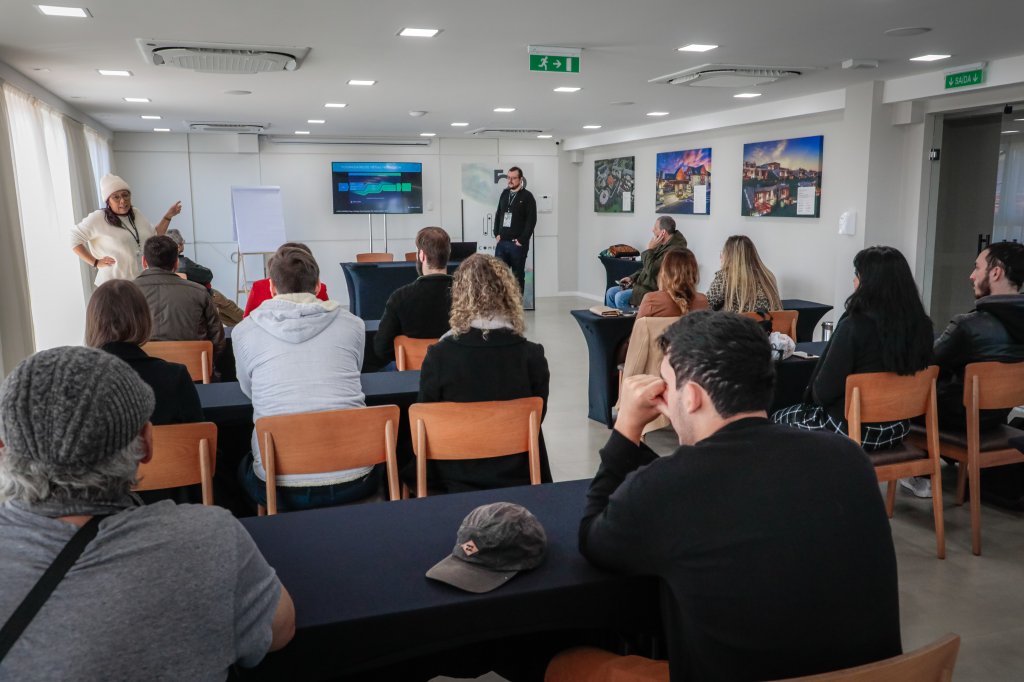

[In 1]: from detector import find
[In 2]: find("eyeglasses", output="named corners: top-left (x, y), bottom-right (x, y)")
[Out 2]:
top-left (109, 191), bottom-right (131, 202)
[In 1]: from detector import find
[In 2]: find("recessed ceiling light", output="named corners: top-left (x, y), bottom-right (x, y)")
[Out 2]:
top-left (36, 5), bottom-right (91, 18)
top-left (348, 79), bottom-right (376, 86)
top-left (885, 27), bottom-right (931, 37)
top-left (678, 44), bottom-right (718, 52)
top-left (399, 27), bottom-right (441, 38)
top-left (494, 107), bottom-right (516, 113)
top-left (123, 97), bottom-right (150, 103)
top-left (140, 115), bottom-right (161, 120)
top-left (554, 87), bottom-right (581, 93)
top-left (307, 119), bottom-right (325, 124)
top-left (97, 69), bottom-right (131, 77)
top-left (420, 132), bottom-right (436, 137)
top-left (295, 131), bottom-right (310, 135)
top-left (153, 128), bottom-right (170, 132)
top-left (582, 124), bottom-right (602, 129)
top-left (734, 93), bottom-right (762, 98)
top-left (324, 102), bottom-right (347, 108)
top-left (537, 134), bottom-right (553, 139)
top-left (647, 111), bottom-right (670, 117)
top-left (1002, 130), bottom-right (1020, 134)
top-left (451, 122), bottom-right (469, 127)
top-left (909, 54), bottom-right (951, 62)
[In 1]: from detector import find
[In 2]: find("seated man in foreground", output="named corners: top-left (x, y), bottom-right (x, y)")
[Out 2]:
top-left (571, 311), bottom-right (901, 681)
top-left (374, 226), bottom-right (453, 367)
top-left (0, 346), bottom-right (293, 679)
top-left (233, 246), bottom-right (374, 511)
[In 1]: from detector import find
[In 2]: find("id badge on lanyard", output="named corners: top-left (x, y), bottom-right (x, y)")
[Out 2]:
top-left (502, 212), bottom-right (512, 228)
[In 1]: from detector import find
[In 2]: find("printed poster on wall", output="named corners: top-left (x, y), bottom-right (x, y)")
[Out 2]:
top-left (656, 148), bottom-right (712, 214)
top-left (740, 135), bottom-right (823, 218)
top-left (594, 156), bottom-right (635, 213)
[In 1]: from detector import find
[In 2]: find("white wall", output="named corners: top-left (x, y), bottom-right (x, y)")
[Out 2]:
top-left (113, 134), bottom-right (560, 308)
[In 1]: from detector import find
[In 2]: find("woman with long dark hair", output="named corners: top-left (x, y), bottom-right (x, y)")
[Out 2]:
top-left (71, 174), bottom-right (182, 285)
top-left (772, 246), bottom-right (933, 450)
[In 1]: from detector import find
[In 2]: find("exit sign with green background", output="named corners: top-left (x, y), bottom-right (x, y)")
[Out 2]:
top-left (529, 54), bottom-right (579, 73)
top-left (945, 69), bottom-right (984, 89)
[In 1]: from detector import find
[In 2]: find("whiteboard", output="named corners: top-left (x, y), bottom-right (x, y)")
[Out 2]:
top-left (231, 186), bottom-right (286, 253)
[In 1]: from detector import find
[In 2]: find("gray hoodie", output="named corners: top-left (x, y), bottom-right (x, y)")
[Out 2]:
top-left (233, 294), bottom-right (367, 486)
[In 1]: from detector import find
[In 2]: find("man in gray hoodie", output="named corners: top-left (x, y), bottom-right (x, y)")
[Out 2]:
top-left (232, 247), bottom-right (376, 511)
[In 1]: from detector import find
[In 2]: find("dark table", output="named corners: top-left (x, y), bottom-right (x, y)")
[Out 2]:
top-left (599, 255), bottom-right (640, 291)
top-left (782, 299), bottom-right (833, 342)
top-left (238, 479), bottom-right (660, 680)
top-left (342, 261), bottom-right (461, 321)
top-left (571, 307), bottom-right (824, 426)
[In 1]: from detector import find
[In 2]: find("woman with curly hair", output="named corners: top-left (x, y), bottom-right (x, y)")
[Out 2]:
top-left (637, 248), bottom-right (709, 318)
top-left (414, 253), bottom-right (552, 493)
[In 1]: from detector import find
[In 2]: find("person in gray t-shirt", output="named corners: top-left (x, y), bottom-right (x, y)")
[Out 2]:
top-left (0, 346), bottom-right (295, 680)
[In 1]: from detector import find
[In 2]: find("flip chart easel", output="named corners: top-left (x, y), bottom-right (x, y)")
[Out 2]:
top-left (231, 186), bottom-right (287, 304)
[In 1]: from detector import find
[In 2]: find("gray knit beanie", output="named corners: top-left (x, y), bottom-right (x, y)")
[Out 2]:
top-left (0, 346), bottom-right (155, 468)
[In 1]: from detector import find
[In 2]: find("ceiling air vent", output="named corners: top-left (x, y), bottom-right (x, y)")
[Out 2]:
top-left (188, 122), bottom-right (267, 133)
top-left (137, 39), bottom-right (310, 74)
top-left (469, 128), bottom-right (544, 136)
top-left (649, 64), bottom-right (809, 88)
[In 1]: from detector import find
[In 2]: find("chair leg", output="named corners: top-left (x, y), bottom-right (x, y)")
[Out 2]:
top-left (884, 481), bottom-right (896, 518)
top-left (931, 474), bottom-right (946, 560)
top-left (955, 462), bottom-right (967, 506)
top-left (969, 457), bottom-right (982, 556)
top-left (258, 505), bottom-right (266, 516)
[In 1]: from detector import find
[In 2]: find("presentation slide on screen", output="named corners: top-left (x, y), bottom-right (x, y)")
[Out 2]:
top-left (332, 161), bottom-right (423, 214)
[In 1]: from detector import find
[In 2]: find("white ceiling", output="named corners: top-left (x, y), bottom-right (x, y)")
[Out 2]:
top-left (2, 0), bottom-right (1023, 139)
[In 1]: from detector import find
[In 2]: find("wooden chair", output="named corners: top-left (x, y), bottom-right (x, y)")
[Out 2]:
top-left (845, 366), bottom-right (945, 559)
top-left (924, 361), bottom-right (1024, 555)
top-left (356, 252), bottom-right (394, 263)
top-left (404, 251), bottom-right (418, 262)
top-left (142, 340), bottom-right (213, 384)
top-left (409, 397), bottom-right (543, 498)
top-left (741, 309), bottom-right (799, 339)
top-left (394, 335), bottom-right (439, 371)
top-left (134, 422), bottom-right (217, 505)
top-left (254, 405), bottom-right (401, 515)
top-left (780, 633), bottom-right (960, 681)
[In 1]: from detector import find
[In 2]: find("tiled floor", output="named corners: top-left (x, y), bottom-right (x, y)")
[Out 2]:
top-left (437, 296), bottom-right (1024, 681)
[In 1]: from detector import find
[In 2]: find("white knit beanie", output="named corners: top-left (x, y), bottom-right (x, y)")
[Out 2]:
top-left (100, 174), bottom-right (131, 202)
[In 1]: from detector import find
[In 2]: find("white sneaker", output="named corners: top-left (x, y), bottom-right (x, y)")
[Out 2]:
top-left (899, 476), bottom-right (932, 499)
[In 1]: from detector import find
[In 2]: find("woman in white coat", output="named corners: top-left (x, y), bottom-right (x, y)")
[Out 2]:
top-left (71, 174), bottom-right (182, 285)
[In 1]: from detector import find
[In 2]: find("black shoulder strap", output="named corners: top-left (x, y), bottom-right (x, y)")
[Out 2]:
top-left (0, 515), bottom-right (105, 662)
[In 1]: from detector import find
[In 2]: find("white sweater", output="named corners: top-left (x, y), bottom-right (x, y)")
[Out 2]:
top-left (70, 208), bottom-right (156, 285)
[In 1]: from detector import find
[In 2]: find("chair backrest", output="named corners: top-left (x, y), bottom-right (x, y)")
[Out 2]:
top-left (844, 367), bottom-right (939, 446)
top-left (134, 422), bottom-right (218, 505)
top-left (780, 633), bottom-right (959, 681)
top-left (963, 361), bottom-right (1024, 410)
top-left (741, 309), bottom-right (798, 339)
top-left (142, 340), bottom-right (213, 383)
top-left (254, 405), bottom-right (400, 514)
top-left (409, 397), bottom-right (543, 497)
top-left (395, 335), bottom-right (439, 371)
top-left (404, 251), bottom-right (418, 262)
top-left (356, 252), bottom-right (395, 263)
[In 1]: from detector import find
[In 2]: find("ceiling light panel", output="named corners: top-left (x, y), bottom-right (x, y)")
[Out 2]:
top-left (97, 69), bottom-right (131, 77)
top-left (324, 102), bottom-right (347, 108)
top-left (909, 54), bottom-right (950, 62)
top-left (307, 119), bottom-right (325, 124)
top-left (733, 93), bottom-right (762, 98)
top-left (451, 122), bottom-right (469, 127)
top-left (399, 28), bottom-right (441, 38)
top-left (678, 44), bottom-right (718, 52)
top-left (37, 5), bottom-right (91, 17)
top-left (124, 97), bottom-right (150, 102)
top-left (554, 87), bottom-right (581, 93)
top-left (140, 115), bottom-right (161, 120)
top-left (494, 107), bottom-right (516, 113)
top-left (348, 79), bottom-right (376, 86)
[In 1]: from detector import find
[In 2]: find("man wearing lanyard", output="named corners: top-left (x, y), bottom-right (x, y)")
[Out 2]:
top-left (493, 167), bottom-right (537, 293)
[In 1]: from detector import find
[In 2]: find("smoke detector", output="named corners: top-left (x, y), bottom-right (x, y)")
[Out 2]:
top-left (649, 64), bottom-right (809, 87)
top-left (188, 121), bottom-right (268, 133)
top-left (137, 39), bottom-right (309, 74)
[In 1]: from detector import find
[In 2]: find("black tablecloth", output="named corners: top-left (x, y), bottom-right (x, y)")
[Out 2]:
top-left (599, 255), bottom-right (640, 291)
top-left (238, 479), bottom-right (660, 680)
top-left (342, 261), bottom-right (461, 321)
top-left (781, 299), bottom-right (833, 342)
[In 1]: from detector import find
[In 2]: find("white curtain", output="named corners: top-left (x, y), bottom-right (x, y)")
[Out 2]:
top-left (2, 83), bottom-right (87, 350)
top-left (64, 118), bottom-right (101, 297)
top-left (0, 83), bottom-right (35, 372)
top-left (994, 133), bottom-right (1024, 243)
top-left (84, 126), bottom-right (112, 206)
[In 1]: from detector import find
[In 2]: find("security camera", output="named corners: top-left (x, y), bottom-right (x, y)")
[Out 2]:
top-left (555, 140), bottom-right (561, 146)
top-left (1005, 104), bottom-right (1014, 115)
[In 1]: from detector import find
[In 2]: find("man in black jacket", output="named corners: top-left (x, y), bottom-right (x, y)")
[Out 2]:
top-left (374, 226), bottom-right (453, 366)
top-left (569, 311), bottom-right (901, 682)
top-left (493, 167), bottom-right (536, 292)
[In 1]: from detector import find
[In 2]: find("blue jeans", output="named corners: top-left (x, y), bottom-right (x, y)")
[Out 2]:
top-left (495, 239), bottom-right (528, 292)
top-left (605, 286), bottom-right (634, 311)
top-left (238, 457), bottom-right (382, 511)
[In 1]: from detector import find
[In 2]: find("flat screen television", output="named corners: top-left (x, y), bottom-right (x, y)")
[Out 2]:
top-left (332, 161), bottom-right (423, 214)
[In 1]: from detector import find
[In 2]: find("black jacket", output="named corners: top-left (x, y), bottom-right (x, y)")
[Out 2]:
top-left (493, 188), bottom-right (537, 245)
top-left (933, 293), bottom-right (1024, 429)
top-left (373, 274), bottom-right (453, 362)
top-left (413, 327), bottom-right (551, 492)
top-left (580, 420), bottom-right (902, 682)
top-left (178, 254), bottom-right (213, 288)
top-left (101, 342), bottom-right (203, 425)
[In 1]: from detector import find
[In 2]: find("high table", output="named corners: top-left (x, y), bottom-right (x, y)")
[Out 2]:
top-left (571, 307), bottom-right (825, 426)
top-left (238, 479), bottom-right (660, 680)
top-left (599, 255), bottom-right (640, 291)
top-left (341, 261), bottom-right (461, 321)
